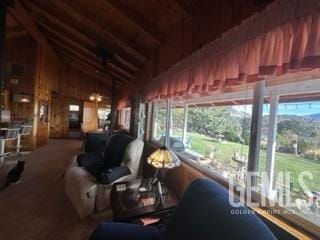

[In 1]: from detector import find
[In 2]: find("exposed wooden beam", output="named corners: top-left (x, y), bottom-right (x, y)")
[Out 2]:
top-left (107, 63), bottom-right (134, 80)
top-left (40, 22), bottom-right (95, 58)
top-left (8, 0), bottom-right (58, 61)
top-left (171, 0), bottom-right (189, 19)
top-left (37, 21), bottom-right (134, 80)
top-left (108, 70), bottom-right (129, 85)
top-left (53, 45), bottom-right (128, 86)
top-left (23, 0), bottom-right (140, 72)
top-left (63, 63), bottom-right (114, 94)
top-left (6, 25), bottom-right (28, 38)
top-left (106, 0), bottom-right (165, 45)
top-left (37, 0), bottom-right (146, 63)
top-left (48, 37), bottom-right (130, 84)
top-left (60, 54), bottom-right (116, 89)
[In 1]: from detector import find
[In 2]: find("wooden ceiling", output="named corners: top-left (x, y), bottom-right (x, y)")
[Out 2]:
top-left (8, 0), bottom-right (197, 88)
top-left (6, 14), bottom-right (28, 38)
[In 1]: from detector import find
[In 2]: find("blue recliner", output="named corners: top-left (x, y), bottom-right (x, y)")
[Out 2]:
top-left (90, 179), bottom-right (276, 240)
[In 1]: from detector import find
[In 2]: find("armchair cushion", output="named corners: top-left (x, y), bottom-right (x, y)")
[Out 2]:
top-left (77, 152), bottom-right (104, 168)
top-left (121, 139), bottom-right (145, 178)
top-left (89, 222), bottom-right (158, 240)
top-left (103, 134), bottom-right (135, 168)
top-left (97, 166), bottom-right (131, 184)
top-left (84, 131), bottom-right (110, 153)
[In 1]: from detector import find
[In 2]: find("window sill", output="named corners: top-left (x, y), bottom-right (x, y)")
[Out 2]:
top-left (251, 206), bottom-right (318, 240)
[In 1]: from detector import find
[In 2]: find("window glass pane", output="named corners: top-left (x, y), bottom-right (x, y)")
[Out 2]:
top-left (167, 88), bottom-right (253, 187)
top-left (124, 108), bottom-right (131, 130)
top-left (274, 98), bottom-right (320, 226)
top-left (152, 101), bottom-right (167, 143)
top-left (183, 103), bottom-right (252, 186)
top-left (98, 108), bottom-right (110, 130)
top-left (69, 105), bottom-right (79, 111)
top-left (119, 108), bottom-right (131, 130)
top-left (169, 102), bottom-right (185, 152)
top-left (259, 79), bottom-right (320, 228)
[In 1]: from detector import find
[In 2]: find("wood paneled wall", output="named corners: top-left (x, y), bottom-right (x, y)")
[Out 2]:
top-left (4, 36), bottom-right (61, 148)
top-left (50, 65), bottom-right (110, 138)
top-left (5, 36), bottom-right (37, 121)
top-left (33, 47), bottom-right (60, 147)
top-left (5, 36), bottom-right (111, 145)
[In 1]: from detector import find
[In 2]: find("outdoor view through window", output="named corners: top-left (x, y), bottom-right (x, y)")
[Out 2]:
top-left (263, 100), bottom-right (320, 226)
top-left (152, 86), bottom-right (320, 227)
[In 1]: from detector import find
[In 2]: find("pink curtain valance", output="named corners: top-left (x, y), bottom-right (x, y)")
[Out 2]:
top-left (117, 98), bottom-right (130, 109)
top-left (145, 0), bottom-right (320, 101)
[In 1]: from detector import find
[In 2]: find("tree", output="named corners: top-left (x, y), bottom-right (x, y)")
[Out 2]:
top-left (277, 129), bottom-right (298, 153)
top-left (277, 119), bottom-right (314, 137)
top-left (186, 106), bottom-right (241, 138)
top-left (312, 127), bottom-right (320, 160)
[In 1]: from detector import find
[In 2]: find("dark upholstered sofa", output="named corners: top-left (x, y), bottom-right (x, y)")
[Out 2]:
top-left (90, 178), bottom-right (277, 240)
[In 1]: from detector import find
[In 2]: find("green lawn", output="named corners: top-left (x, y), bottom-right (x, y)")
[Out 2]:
top-left (186, 132), bottom-right (320, 193)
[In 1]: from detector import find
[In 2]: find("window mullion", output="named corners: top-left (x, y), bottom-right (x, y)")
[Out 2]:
top-left (247, 80), bottom-right (265, 186)
top-left (265, 91), bottom-right (279, 196)
top-left (182, 104), bottom-right (188, 145)
top-left (152, 102), bottom-right (157, 140)
top-left (165, 98), bottom-right (172, 147)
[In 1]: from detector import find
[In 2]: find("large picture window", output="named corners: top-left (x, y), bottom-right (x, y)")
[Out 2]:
top-left (150, 79), bottom-right (320, 230)
top-left (152, 90), bottom-right (254, 187)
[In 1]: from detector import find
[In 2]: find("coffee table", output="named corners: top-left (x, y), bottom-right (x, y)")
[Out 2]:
top-left (111, 179), bottom-right (178, 222)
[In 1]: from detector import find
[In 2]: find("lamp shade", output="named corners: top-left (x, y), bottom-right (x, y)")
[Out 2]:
top-left (147, 146), bottom-right (180, 169)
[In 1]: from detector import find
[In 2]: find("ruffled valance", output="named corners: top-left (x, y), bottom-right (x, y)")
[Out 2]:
top-left (117, 98), bottom-right (130, 109)
top-left (145, 0), bottom-right (320, 101)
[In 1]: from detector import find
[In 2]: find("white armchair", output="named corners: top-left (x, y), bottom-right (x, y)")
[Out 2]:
top-left (64, 135), bottom-right (144, 218)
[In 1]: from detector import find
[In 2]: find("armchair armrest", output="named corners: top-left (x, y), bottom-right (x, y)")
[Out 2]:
top-left (98, 166), bottom-right (131, 184)
top-left (65, 167), bottom-right (98, 218)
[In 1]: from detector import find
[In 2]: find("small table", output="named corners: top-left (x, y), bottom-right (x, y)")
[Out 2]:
top-left (111, 179), bottom-right (178, 222)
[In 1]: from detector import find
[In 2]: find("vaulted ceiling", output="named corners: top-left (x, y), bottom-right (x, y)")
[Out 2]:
top-left (8, 0), bottom-right (197, 88)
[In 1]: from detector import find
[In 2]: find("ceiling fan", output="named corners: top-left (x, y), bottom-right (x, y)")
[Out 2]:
top-left (95, 46), bottom-right (113, 75)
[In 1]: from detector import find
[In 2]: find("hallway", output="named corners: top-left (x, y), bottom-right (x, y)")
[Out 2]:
top-left (0, 140), bottom-right (99, 240)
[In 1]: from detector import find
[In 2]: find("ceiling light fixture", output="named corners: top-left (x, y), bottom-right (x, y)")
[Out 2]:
top-left (89, 93), bottom-right (103, 103)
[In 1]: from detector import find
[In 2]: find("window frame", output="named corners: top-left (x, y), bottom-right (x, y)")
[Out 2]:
top-left (149, 79), bottom-right (320, 236)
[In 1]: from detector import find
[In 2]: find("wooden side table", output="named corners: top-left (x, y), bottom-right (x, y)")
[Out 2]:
top-left (111, 179), bottom-right (178, 223)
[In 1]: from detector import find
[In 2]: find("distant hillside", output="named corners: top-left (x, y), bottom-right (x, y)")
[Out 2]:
top-left (305, 113), bottom-right (320, 121)
top-left (260, 114), bottom-right (320, 138)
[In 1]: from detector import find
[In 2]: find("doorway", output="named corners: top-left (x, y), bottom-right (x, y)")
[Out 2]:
top-left (68, 104), bottom-right (81, 138)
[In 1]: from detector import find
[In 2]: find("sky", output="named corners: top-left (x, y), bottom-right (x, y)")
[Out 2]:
top-left (263, 101), bottom-right (320, 116)
top-left (232, 101), bottom-right (320, 116)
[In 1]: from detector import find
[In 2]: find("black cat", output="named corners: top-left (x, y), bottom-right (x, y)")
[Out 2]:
top-left (0, 161), bottom-right (25, 191)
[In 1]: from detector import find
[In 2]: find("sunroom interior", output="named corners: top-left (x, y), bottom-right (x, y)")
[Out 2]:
top-left (0, 0), bottom-right (320, 239)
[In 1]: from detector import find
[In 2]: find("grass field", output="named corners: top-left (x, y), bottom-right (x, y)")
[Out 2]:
top-left (186, 132), bottom-right (320, 192)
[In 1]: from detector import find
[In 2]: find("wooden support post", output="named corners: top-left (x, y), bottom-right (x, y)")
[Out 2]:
top-left (247, 80), bottom-right (265, 186)
top-left (265, 91), bottom-right (279, 196)
top-left (0, 1), bottom-right (8, 123)
top-left (110, 77), bottom-right (116, 134)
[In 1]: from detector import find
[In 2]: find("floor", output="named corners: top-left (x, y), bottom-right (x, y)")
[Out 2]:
top-left (0, 139), bottom-right (100, 240)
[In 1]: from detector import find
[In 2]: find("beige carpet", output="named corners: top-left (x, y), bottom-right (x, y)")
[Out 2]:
top-left (0, 139), bottom-right (101, 240)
